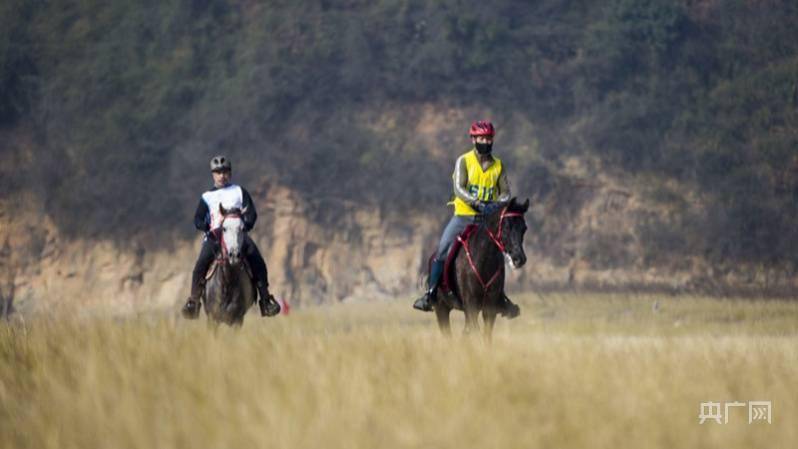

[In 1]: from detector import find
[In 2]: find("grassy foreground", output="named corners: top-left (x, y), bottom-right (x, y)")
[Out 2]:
top-left (1, 293), bottom-right (796, 449)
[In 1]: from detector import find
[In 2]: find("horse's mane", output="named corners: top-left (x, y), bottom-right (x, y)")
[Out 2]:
top-left (483, 197), bottom-right (527, 220)
top-left (504, 197), bottom-right (527, 214)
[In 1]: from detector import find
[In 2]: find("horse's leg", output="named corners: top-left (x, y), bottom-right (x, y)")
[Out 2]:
top-left (232, 272), bottom-right (255, 327)
top-left (482, 308), bottom-right (497, 344)
top-left (454, 258), bottom-right (477, 336)
top-left (204, 271), bottom-right (221, 324)
top-left (463, 305), bottom-right (480, 336)
top-left (457, 281), bottom-right (480, 336)
top-left (435, 302), bottom-right (452, 337)
top-left (240, 274), bottom-right (256, 325)
top-left (480, 290), bottom-right (502, 343)
top-left (227, 293), bottom-right (247, 326)
top-left (231, 290), bottom-right (252, 327)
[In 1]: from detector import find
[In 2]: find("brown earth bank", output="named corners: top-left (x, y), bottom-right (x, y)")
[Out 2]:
top-left (3, 167), bottom-right (797, 317)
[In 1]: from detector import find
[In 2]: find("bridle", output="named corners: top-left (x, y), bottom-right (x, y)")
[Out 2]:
top-left (456, 207), bottom-right (525, 291)
top-left (486, 209), bottom-right (524, 253)
top-left (217, 212), bottom-right (242, 261)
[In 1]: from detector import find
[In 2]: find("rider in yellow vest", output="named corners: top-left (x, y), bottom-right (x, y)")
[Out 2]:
top-left (413, 120), bottom-right (520, 318)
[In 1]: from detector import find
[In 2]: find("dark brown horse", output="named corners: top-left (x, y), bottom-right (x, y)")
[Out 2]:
top-left (203, 205), bottom-right (256, 326)
top-left (435, 198), bottom-right (529, 340)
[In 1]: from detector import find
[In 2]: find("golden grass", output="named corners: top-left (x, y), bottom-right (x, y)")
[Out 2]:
top-left (1, 293), bottom-right (797, 449)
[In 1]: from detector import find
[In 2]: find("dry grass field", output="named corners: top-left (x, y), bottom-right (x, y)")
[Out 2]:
top-left (1, 292), bottom-right (796, 449)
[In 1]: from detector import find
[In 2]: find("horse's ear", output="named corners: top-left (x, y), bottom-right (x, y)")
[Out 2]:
top-left (522, 198), bottom-right (530, 212)
top-left (241, 206), bottom-right (248, 214)
top-left (219, 203), bottom-right (227, 215)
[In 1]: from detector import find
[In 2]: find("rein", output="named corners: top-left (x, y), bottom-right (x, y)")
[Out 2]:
top-left (456, 207), bottom-right (525, 291)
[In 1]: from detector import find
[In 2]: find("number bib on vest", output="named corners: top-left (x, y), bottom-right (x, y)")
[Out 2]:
top-left (452, 150), bottom-right (503, 216)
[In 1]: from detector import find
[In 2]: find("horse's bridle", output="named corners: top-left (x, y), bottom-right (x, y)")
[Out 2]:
top-left (456, 207), bottom-right (525, 291)
top-left (486, 209), bottom-right (524, 253)
top-left (217, 213), bottom-right (242, 261)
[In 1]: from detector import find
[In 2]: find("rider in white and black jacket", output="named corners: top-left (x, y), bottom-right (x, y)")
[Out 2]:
top-left (182, 155), bottom-right (281, 319)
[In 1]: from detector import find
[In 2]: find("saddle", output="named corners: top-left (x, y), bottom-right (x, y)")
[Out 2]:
top-left (432, 224), bottom-right (479, 295)
top-left (204, 256), bottom-right (255, 282)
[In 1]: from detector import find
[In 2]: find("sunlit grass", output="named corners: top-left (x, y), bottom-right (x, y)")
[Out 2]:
top-left (1, 293), bottom-right (796, 448)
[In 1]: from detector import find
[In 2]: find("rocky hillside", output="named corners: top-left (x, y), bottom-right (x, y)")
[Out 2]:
top-left (4, 149), bottom-right (795, 316)
top-left (1, 185), bottom-right (432, 313)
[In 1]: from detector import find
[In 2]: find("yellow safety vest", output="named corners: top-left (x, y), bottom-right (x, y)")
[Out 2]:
top-left (452, 150), bottom-right (503, 216)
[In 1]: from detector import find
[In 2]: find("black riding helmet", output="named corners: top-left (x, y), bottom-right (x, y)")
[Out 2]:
top-left (210, 155), bottom-right (232, 172)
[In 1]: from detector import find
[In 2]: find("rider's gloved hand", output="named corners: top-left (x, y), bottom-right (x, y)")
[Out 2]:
top-left (470, 200), bottom-right (486, 213)
top-left (482, 201), bottom-right (502, 215)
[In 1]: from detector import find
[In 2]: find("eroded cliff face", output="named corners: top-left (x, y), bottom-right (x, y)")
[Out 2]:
top-left (256, 185), bottom-right (440, 305)
top-left (0, 186), bottom-right (442, 315)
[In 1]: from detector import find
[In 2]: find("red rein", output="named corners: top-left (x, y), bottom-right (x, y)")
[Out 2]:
top-left (456, 208), bottom-right (524, 291)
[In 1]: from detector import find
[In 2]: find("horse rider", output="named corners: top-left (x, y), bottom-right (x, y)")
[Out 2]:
top-left (413, 120), bottom-right (521, 318)
top-left (182, 155), bottom-right (281, 319)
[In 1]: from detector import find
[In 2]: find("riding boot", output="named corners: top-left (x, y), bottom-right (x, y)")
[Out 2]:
top-left (256, 282), bottom-right (281, 317)
top-left (499, 293), bottom-right (521, 319)
top-left (182, 278), bottom-right (205, 319)
top-left (413, 260), bottom-right (444, 312)
top-left (183, 240), bottom-right (216, 320)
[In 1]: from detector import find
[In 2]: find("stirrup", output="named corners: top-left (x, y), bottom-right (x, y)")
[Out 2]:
top-left (412, 290), bottom-right (435, 312)
top-left (499, 296), bottom-right (520, 319)
top-left (259, 294), bottom-right (281, 317)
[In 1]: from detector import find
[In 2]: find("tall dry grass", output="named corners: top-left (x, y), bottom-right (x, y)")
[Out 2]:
top-left (1, 293), bottom-right (796, 449)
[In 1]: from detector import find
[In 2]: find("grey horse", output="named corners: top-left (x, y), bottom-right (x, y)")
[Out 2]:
top-left (203, 205), bottom-right (256, 326)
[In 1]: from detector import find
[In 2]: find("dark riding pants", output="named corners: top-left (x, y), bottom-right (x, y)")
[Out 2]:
top-left (190, 235), bottom-right (269, 299)
top-left (242, 235), bottom-right (269, 287)
top-left (190, 239), bottom-right (217, 299)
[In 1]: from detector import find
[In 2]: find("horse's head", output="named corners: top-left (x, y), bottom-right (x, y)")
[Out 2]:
top-left (219, 204), bottom-right (246, 265)
top-left (497, 197), bottom-right (529, 268)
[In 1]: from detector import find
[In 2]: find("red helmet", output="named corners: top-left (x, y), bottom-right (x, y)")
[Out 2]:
top-left (469, 120), bottom-right (495, 137)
